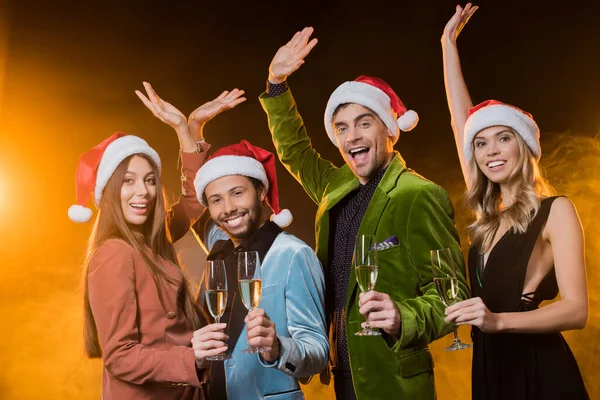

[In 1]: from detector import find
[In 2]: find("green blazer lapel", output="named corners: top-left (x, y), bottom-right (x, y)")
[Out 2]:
top-left (346, 153), bottom-right (408, 305)
top-left (324, 173), bottom-right (360, 212)
top-left (315, 167), bottom-right (360, 267)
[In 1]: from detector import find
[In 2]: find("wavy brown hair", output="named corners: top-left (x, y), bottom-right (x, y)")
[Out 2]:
top-left (466, 127), bottom-right (555, 253)
top-left (82, 154), bottom-right (206, 358)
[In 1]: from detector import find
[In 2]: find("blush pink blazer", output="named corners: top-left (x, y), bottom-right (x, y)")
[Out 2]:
top-left (87, 148), bottom-right (210, 399)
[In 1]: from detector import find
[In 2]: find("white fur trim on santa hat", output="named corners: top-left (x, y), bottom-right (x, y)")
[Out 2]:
top-left (93, 136), bottom-right (161, 206)
top-left (463, 104), bottom-right (540, 163)
top-left (194, 155), bottom-right (268, 206)
top-left (68, 204), bottom-right (93, 223)
top-left (325, 81), bottom-right (400, 147)
top-left (271, 208), bottom-right (292, 228)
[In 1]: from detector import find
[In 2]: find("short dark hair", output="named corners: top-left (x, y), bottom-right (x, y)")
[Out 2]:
top-left (201, 175), bottom-right (266, 205)
top-left (332, 103), bottom-right (351, 120)
top-left (332, 103), bottom-right (380, 122)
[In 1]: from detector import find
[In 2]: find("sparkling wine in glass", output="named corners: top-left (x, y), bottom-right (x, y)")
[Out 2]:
top-left (354, 234), bottom-right (381, 336)
top-left (204, 260), bottom-right (231, 360)
top-left (237, 251), bottom-right (264, 354)
top-left (431, 248), bottom-right (471, 351)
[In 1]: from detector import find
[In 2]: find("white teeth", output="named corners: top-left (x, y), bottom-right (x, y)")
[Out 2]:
top-left (350, 147), bottom-right (368, 154)
top-left (487, 161), bottom-right (506, 168)
top-left (130, 204), bottom-right (147, 209)
top-left (225, 216), bottom-right (243, 225)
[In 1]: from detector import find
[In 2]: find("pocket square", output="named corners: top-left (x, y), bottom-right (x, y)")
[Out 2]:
top-left (372, 236), bottom-right (398, 251)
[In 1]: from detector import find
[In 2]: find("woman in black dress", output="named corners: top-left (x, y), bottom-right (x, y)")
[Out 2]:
top-left (441, 4), bottom-right (589, 399)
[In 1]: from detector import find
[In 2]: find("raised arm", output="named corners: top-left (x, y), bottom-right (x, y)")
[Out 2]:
top-left (136, 83), bottom-right (246, 241)
top-left (442, 3), bottom-right (478, 186)
top-left (187, 88), bottom-right (247, 142)
top-left (136, 81), bottom-right (198, 152)
top-left (260, 28), bottom-right (338, 204)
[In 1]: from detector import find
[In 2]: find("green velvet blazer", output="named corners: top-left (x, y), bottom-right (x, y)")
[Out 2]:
top-left (260, 89), bottom-right (469, 400)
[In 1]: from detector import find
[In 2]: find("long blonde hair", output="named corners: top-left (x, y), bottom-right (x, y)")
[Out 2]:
top-left (466, 127), bottom-right (555, 253)
top-left (82, 154), bottom-right (206, 358)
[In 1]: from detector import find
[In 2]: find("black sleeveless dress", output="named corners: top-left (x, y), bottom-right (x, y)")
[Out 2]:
top-left (468, 197), bottom-right (588, 400)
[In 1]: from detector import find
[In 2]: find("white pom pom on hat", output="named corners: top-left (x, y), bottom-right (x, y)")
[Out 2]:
top-left (463, 100), bottom-right (541, 163)
top-left (194, 140), bottom-right (293, 228)
top-left (397, 109), bottom-right (419, 132)
top-left (324, 75), bottom-right (418, 147)
top-left (68, 132), bottom-right (161, 223)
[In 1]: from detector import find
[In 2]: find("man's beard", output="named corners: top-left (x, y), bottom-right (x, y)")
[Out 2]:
top-left (216, 201), bottom-right (263, 242)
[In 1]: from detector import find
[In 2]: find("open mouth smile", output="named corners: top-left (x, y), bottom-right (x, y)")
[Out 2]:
top-left (486, 160), bottom-right (506, 169)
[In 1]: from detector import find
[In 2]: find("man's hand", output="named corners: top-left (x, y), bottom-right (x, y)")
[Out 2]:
top-left (188, 89), bottom-right (247, 141)
top-left (268, 26), bottom-right (318, 84)
top-left (245, 308), bottom-right (280, 363)
top-left (191, 323), bottom-right (229, 367)
top-left (358, 291), bottom-right (401, 338)
top-left (441, 3), bottom-right (478, 45)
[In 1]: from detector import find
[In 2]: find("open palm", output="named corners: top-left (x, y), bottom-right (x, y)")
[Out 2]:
top-left (269, 27), bottom-right (318, 84)
top-left (136, 82), bottom-right (187, 131)
top-left (443, 3), bottom-right (478, 44)
top-left (189, 89), bottom-right (246, 126)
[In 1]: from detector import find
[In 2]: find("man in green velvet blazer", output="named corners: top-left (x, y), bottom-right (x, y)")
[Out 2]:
top-left (259, 27), bottom-right (469, 400)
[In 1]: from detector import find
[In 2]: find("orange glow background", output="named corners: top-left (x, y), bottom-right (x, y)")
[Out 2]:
top-left (1, 1), bottom-right (599, 399)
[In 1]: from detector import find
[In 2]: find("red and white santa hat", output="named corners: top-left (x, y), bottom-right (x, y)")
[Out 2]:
top-left (194, 140), bottom-right (292, 228)
top-left (464, 100), bottom-right (541, 163)
top-left (324, 75), bottom-right (419, 146)
top-left (68, 132), bottom-right (161, 223)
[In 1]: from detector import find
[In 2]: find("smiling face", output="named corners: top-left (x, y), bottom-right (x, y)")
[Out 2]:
top-left (119, 155), bottom-right (157, 228)
top-left (472, 125), bottom-right (522, 185)
top-left (332, 103), bottom-right (395, 184)
top-left (204, 174), bottom-right (267, 246)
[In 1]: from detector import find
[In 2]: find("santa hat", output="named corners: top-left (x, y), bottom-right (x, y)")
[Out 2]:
top-left (324, 75), bottom-right (419, 147)
top-left (68, 132), bottom-right (161, 223)
top-left (194, 140), bottom-right (292, 228)
top-left (464, 100), bottom-right (541, 163)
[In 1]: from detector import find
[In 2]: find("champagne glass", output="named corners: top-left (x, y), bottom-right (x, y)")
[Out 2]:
top-left (354, 234), bottom-right (381, 336)
top-left (237, 251), bottom-right (263, 354)
top-left (431, 248), bottom-right (471, 351)
top-left (204, 260), bottom-right (231, 360)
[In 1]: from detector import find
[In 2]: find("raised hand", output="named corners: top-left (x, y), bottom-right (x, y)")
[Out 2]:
top-left (268, 27), bottom-right (318, 84)
top-left (136, 81), bottom-right (187, 133)
top-left (442, 3), bottom-right (478, 45)
top-left (188, 89), bottom-right (247, 140)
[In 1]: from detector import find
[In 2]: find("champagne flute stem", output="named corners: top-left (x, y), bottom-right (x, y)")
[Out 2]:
top-left (452, 322), bottom-right (460, 342)
top-left (215, 316), bottom-right (220, 324)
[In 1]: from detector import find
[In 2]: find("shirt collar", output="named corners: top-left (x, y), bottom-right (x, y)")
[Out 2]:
top-left (360, 166), bottom-right (388, 191)
top-left (208, 220), bottom-right (282, 262)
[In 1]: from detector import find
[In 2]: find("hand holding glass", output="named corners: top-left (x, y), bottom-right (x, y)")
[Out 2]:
top-left (354, 234), bottom-right (381, 336)
top-left (238, 251), bottom-right (264, 354)
top-left (431, 248), bottom-right (471, 351)
top-left (204, 260), bottom-right (232, 360)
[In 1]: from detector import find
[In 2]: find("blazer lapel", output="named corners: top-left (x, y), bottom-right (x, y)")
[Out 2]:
top-left (315, 169), bottom-right (360, 266)
top-left (345, 154), bottom-right (407, 306)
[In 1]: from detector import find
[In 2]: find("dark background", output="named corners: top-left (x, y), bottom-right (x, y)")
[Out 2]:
top-left (2, 0), bottom-right (599, 251)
